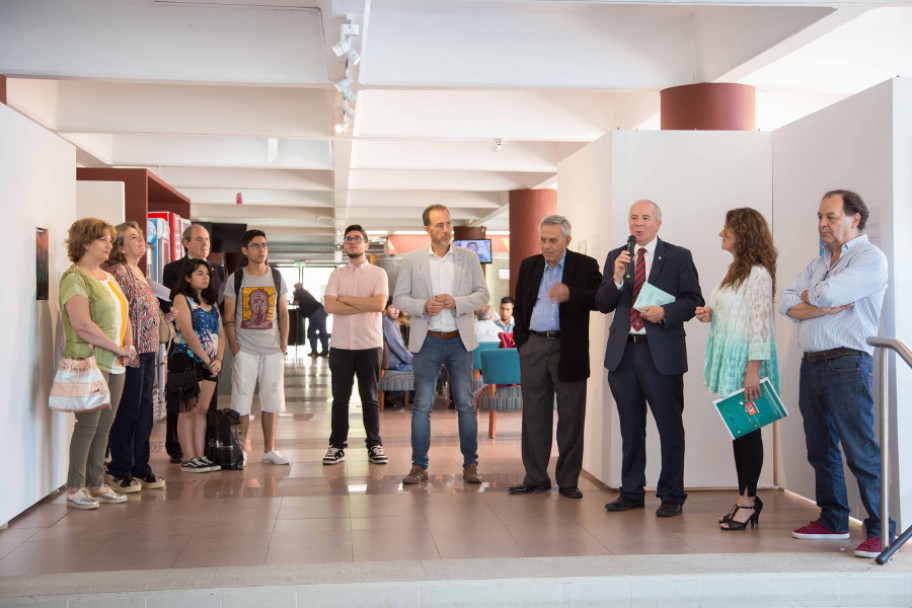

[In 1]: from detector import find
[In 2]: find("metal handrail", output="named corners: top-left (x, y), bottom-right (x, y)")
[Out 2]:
top-left (867, 336), bottom-right (912, 565)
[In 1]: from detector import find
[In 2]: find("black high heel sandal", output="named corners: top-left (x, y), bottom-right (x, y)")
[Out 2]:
top-left (718, 503), bottom-right (739, 524)
top-left (721, 497), bottom-right (763, 531)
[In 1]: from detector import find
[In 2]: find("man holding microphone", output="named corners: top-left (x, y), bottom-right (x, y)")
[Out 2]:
top-left (596, 199), bottom-right (703, 517)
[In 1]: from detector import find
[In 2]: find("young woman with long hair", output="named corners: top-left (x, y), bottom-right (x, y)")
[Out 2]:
top-left (171, 259), bottom-right (225, 473)
top-left (696, 207), bottom-right (780, 531)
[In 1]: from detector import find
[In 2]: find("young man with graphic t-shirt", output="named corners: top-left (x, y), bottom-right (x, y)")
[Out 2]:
top-left (224, 229), bottom-right (290, 466)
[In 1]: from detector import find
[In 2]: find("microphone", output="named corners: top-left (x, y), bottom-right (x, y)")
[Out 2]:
top-left (624, 235), bottom-right (637, 280)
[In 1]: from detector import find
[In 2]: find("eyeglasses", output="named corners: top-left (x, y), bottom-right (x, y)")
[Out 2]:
top-left (343, 236), bottom-right (364, 243)
top-left (248, 243), bottom-right (268, 250)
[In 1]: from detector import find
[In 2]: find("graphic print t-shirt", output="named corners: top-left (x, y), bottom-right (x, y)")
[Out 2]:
top-left (225, 269), bottom-right (288, 354)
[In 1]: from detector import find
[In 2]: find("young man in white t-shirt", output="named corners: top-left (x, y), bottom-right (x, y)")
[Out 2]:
top-left (224, 229), bottom-right (290, 466)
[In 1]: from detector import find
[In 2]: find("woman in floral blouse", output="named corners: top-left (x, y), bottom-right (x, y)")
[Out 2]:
top-left (106, 221), bottom-right (175, 492)
top-left (696, 208), bottom-right (780, 531)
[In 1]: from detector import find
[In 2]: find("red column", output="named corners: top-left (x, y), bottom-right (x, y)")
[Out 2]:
top-left (508, 189), bottom-right (556, 297)
top-left (660, 83), bottom-right (756, 131)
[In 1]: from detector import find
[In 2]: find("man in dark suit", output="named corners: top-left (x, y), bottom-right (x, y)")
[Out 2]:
top-left (508, 215), bottom-right (602, 499)
top-left (161, 224), bottom-right (228, 463)
top-left (596, 199), bottom-right (703, 517)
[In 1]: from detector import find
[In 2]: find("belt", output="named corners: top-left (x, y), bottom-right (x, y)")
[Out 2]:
top-left (803, 347), bottom-right (862, 362)
top-left (428, 330), bottom-right (459, 339)
top-left (627, 334), bottom-right (648, 344)
top-left (530, 330), bottom-right (560, 339)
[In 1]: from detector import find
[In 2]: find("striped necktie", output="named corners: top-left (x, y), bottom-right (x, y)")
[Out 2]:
top-left (629, 248), bottom-right (646, 331)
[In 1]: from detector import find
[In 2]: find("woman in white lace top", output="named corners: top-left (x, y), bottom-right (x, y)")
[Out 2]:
top-left (696, 208), bottom-right (780, 531)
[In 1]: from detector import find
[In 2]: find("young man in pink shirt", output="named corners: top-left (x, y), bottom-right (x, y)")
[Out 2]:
top-left (322, 224), bottom-right (390, 465)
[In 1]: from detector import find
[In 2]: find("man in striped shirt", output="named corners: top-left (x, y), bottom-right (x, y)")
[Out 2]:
top-left (779, 189), bottom-right (894, 559)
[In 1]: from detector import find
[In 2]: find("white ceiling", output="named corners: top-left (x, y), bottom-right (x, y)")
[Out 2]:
top-left (2, 0), bottom-right (911, 263)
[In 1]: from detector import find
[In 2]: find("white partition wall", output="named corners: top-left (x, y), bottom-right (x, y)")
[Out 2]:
top-left (772, 78), bottom-right (912, 528)
top-left (76, 181), bottom-right (125, 226)
top-left (560, 78), bottom-right (912, 531)
top-left (0, 103), bottom-right (77, 525)
top-left (559, 130), bottom-right (773, 490)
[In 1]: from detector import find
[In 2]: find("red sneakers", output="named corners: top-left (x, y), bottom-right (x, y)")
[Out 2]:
top-left (791, 520), bottom-right (850, 540)
top-left (854, 537), bottom-right (886, 558)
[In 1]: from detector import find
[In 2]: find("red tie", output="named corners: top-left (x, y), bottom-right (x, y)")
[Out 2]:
top-left (629, 248), bottom-right (646, 331)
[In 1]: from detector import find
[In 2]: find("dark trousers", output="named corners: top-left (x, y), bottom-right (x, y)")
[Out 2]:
top-left (607, 341), bottom-right (687, 504)
top-left (732, 430), bottom-right (763, 496)
top-left (307, 308), bottom-right (330, 354)
top-left (166, 351), bottom-right (219, 459)
top-left (518, 335), bottom-right (587, 490)
top-left (108, 352), bottom-right (156, 479)
top-left (329, 347), bottom-right (382, 449)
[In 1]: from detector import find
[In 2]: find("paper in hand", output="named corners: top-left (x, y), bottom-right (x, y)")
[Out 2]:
top-left (633, 282), bottom-right (675, 311)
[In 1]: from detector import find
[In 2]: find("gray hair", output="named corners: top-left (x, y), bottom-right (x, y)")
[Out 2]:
top-left (634, 199), bottom-right (662, 222)
top-left (539, 214), bottom-right (572, 239)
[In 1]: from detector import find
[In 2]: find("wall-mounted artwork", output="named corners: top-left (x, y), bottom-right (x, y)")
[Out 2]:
top-left (36, 227), bottom-right (48, 301)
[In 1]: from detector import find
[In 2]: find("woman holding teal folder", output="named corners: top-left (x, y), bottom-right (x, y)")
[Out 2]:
top-left (696, 208), bottom-right (780, 531)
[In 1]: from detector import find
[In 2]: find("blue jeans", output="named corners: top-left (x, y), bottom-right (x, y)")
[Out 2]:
top-left (307, 308), bottom-right (329, 354)
top-left (799, 352), bottom-right (895, 538)
top-left (108, 352), bottom-right (156, 479)
top-left (411, 336), bottom-right (477, 469)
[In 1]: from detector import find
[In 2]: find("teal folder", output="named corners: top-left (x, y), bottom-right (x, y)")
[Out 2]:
top-left (713, 378), bottom-right (788, 439)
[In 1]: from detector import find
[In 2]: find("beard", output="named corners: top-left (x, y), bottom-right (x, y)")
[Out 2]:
top-left (347, 252), bottom-right (362, 259)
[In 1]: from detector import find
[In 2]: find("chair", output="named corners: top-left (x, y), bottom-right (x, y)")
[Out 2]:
top-left (378, 342), bottom-right (414, 411)
top-left (472, 341), bottom-right (500, 381)
top-left (477, 348), bottom-right (522, 438)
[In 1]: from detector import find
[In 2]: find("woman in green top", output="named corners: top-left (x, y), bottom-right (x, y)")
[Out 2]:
top-left (59, 218), bottom-right (136, 510)
top-left (695, 208), bottom-right (780, 531)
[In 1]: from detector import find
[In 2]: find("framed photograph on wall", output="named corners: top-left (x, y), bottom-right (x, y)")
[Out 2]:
top-left (36, 227), bottom-right (49, 301)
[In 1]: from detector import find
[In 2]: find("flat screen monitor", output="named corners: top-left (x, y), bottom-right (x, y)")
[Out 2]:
top-left (453, 239), bottom-right (492, 263)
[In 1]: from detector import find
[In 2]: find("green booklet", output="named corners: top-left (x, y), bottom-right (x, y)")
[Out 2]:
top-left (713, 378), bottom-right (788, 439)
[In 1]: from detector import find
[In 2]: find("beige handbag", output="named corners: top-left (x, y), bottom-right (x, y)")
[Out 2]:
top-left (48, 355), bottom-right (111, 413)
top-left (159, 309), bottom-right (176, 345)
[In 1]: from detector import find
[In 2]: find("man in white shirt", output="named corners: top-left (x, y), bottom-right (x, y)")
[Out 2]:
top-left (474, 306), bottom-right (502, 343)
top-left (393, 205), bottom-right (489, 485)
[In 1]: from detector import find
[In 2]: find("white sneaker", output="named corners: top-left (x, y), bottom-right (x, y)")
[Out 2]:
top-left (262, 449), bottom-right (290, 465)
top-left (368, 445), bottom-right (389, 464)
top-left (242, 450), bottom-right (248, 467)
top-left (323, 447), bottom-right (345, 465)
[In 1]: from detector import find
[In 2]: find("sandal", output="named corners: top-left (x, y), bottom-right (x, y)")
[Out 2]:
top-left (110, 477), bottom-right (142, 494)
top-left (134, 473), bottom-right (166, 489)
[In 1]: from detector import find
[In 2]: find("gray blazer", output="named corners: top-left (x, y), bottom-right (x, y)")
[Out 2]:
top-left (393, 245), bottom-right (490, 353)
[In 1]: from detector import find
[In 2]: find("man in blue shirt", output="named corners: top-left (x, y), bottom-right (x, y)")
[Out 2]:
top-left (779, 189), bottom-right (894, 559)
top-left (509, 215), bottom-right (601, 499)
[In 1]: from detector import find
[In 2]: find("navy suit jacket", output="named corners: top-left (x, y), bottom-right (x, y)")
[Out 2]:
top-left (514, 249), bottom-right (602, 383)
top-left (596, 238), bottom-right (703, 376)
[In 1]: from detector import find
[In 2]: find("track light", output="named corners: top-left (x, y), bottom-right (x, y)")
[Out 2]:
top-left (334, 77), bottom-right (353, 92)
top-left (331, 38), bottom-right (351, 57)
top-left (342, 101), bottom-right (355, 118)
top-left (344, 48), bottom-right (361, 67)
top-left (339, 87), bottom-right (355, 103)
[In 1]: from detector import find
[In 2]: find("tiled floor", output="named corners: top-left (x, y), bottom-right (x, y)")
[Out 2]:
top-left (0, 352), bottom-right (887, 577)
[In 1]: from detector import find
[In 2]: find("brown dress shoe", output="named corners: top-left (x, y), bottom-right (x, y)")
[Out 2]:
top-left (402, 465), bottom-right (428, 484)
top-left (463, 463), bottom-right (482, 484)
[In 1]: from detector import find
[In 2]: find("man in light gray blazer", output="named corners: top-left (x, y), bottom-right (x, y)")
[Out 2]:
top-left (393, 204), bottom-right (490, 485)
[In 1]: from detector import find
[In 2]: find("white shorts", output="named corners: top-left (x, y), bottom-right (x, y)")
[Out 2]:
top-left (231, 350), bottom-right (286, 415)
